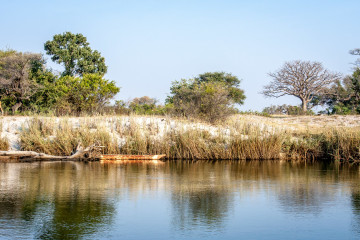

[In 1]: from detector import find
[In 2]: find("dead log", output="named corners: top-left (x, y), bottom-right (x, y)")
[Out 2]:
top-left (0, 144), bottom-right (98, 162)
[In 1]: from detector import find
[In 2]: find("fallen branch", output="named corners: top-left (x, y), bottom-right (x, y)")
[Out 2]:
top-left (0, 144), bottom-right (97, 161)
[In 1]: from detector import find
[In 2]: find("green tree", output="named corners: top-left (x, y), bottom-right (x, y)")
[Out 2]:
top-left (129, 96), bottom-right (158, 114)
top-left (195, 72), bottom-right (246, 104)
top-left (0, 50), bottom-right (43, 112)
top-left (54, 74), bottom-right (120, 115)
top-left (316, 70), bottom-right (360, 114)
top-left (167, 79), bottom-right (237, 123)
top-left (313, 51), bottom-right (360, 115)
top-left (44, 32), bottom-right (107, 77)
top-left (25, 60), bottom-right (59, 113)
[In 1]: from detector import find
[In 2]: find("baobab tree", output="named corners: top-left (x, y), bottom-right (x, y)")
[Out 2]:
top-left (262, 60), bottom-right (341, 112)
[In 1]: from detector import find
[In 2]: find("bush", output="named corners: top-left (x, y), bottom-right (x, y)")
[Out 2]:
top-left (262, 104), bottom-right (314, 115)
top-left (53, 74), bottom-right (120, 115)
top-left (167, 79), bottom-right (236, 123)
top-left (129, 96), bottom-right (165, 115)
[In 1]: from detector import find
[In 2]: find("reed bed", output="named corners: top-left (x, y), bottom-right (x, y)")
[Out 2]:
top-left (16, 116), bottom-right (360, 161)
top-left (0, 121), bottom-right (9, 150)
top-left (20, 118), bottom-right (119, 155)
top-left (0, 137), bottom-right (9, 150)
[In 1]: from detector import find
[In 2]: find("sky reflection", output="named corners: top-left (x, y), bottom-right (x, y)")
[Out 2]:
top-left (0, 161), bottom-right (359, 239)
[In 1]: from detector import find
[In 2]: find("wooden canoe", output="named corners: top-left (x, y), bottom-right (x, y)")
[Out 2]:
top-left (99, 154), bottom-right (166, 160)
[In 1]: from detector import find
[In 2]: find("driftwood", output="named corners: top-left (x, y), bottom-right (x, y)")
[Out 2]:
top-left (0, 144), bottom-right (98, 162)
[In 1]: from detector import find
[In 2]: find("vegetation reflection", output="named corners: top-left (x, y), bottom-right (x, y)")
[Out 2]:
top-left (1, 161), bottom-right (360, 238)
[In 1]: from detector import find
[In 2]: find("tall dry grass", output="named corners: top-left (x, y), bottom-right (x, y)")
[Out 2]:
top-left (0, 137), bottom-right (9, 150)
top-left (20, 118), bottom-right (119, 155)
top-left (0, 121), bottom-right (9, 150)
top-left (17, 116), bottom-right (360, 161)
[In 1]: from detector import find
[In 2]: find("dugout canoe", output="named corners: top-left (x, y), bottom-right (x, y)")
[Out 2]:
top-left (99, 154), bottom-right (166, 160)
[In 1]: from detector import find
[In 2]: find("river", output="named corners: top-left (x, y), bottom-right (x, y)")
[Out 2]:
top-left (0, 161), bottom-right (359, 239)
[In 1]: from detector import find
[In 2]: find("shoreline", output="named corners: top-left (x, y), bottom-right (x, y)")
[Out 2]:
top-left (1, 115), bottom-right (359, 162)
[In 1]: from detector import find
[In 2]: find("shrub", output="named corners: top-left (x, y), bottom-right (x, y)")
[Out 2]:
top-left (167, 79), bottom-right (236, 123)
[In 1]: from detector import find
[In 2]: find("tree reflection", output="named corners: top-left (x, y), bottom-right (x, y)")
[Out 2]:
top-left (169, 161), bottom-right (233, 231)
top-left (172, 190), bottom-right (232, 230)
top-left (351, 191), bottom-right (360, 234)
top-left (1, 160), bottom-right (360, 239)
top-left (0, 162), bottom-right (115, 239)
top-left (37, 197), bottom-right (114, 240)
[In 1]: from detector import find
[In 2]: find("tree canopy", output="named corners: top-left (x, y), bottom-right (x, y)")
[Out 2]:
top-left (0, 50), bottom-right (43, 112)
top-left (44, 32), bottom-right (107, 77)
top-left (167, 78), bottom-right (238, 123)
top-left (313, 68), bottom-right (360, 114)
top-left (194, 72), bottom-right (245, 105)
top-left (262, 60), bottom-right (341, 112)
top-left (53, 74), bottom-right (120, 115)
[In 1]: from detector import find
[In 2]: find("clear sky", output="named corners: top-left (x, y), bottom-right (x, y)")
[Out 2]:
top-left (1, 0), bottom-right (359, 111)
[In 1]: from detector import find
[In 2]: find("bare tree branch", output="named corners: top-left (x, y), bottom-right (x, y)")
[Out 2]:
top-left (262, 60), bottom-right (341, 112)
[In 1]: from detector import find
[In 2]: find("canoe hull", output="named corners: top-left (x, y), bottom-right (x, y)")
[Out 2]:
top-left (99, 154), bottom-right (166, 160)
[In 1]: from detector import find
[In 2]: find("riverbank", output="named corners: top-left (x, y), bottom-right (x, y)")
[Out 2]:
top-left (0, 115), bottom-right (359, 161)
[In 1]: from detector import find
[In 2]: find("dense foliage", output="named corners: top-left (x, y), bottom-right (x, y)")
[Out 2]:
top-left (167, 74), bottom-right (242, 122)
top-left (52, 74), bottom-right (119, 115)
top-left (314, 68), bottom-right (360, 114)
top-left (0, 32), bottom-right (119, 115)
top-left (128, 96), bottom-right (166, 115)
top-left (0, 50), bottom-right (44, 112)
top-left (194, 72), bottom-right (246, 105)
top-left (44, 32), bottom-right (107, 77)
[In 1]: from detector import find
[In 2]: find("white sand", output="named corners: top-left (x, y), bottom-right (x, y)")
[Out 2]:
top-left (1, 115), bottom-right (359, 151)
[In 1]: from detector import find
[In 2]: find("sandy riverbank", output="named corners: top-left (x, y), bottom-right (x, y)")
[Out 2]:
top-left (0, 115), bottom-right (359, 161)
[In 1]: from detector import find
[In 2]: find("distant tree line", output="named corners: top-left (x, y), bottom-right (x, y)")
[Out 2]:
top-left (110, 72), bottom-right (246, 123)
top-left (2, 31), bottom-right (359, 122)
top-left (0, 32), bottom-right (246, 123)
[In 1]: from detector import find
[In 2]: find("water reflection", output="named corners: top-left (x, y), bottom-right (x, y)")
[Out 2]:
top-left (170, 162), bottom-right (233, 231)
top-left (0, 162), bottom-right (115, 239)
top-left (0, 161), bottom-right (360, 239)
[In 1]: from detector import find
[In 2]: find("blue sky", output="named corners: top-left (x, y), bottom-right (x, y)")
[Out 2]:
top-left (1, 0), bottom-right (359, 110)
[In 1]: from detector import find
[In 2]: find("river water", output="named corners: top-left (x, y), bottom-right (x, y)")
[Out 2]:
top-left (0, 161), bottom-right (359, 240)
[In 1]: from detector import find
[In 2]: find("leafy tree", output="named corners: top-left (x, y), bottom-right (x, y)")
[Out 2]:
top-left (262, 60), bottom-right (341, 112)
top-left (195, 72), bottom-right (245, 104)
top-left (167, 72), bottom-right (245, 104)
top-left (112, 100), bottom-right (131, 115)
top-left (167, 79), bottom-right (236, 123)
top-left (54, 74), bottom-right (120, 115)
top-left (313, 51), bottom-right (360, 115)
top-left (129, 96), bottom-right (158, 114)
top-left (0, 50), bottom-right (43, 112)
top-left (44, 32), bottom-right (107, 77)
top-left (24, 60), bottom-right (59, 113)
top-left (315, 69), bottom-right (360, 114)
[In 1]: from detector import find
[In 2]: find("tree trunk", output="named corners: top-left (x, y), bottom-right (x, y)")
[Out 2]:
top-left (301, 99), bottom-right (308, 113)
top-left (12, 102), bottom-right (22, 113)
